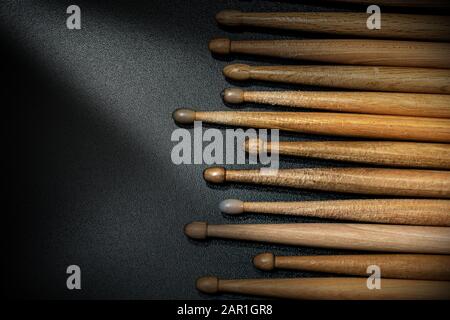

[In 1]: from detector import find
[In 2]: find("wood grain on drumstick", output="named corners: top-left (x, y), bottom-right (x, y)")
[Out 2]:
top-left (253, 253), bottom-right (450, 281)
top-left (172, 109), bottom-right (450, 143)
top-left (244, 140), bottom-right (450, 169)
top-left (222, 64), bottom-right (450, 94)
top-left (185, 222), bottom-right (450, 254)
top-left (202, 167), bottom-right (450, 198)
top-left (209, 39), bottom-right (450, 69)
top-left (219, 199), bottom-right (450, 226)
top-left (222, 88), bottom-right (450, 118)
top-left (215, 10), bottom-right (450, 41)
top-left (196, 276), bottom-right (450, 300)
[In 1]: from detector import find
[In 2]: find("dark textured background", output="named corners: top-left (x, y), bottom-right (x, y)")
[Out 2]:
top-left (3, 0), bottom-right (446, 300)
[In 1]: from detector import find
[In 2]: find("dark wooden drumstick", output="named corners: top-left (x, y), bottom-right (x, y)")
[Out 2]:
top-left (184, 222), bottom-right (450, 254)
top-left (244, 139), bottom-right (450, 169)
top-left (203, 167), bottom-right (450, 198)
top-left (215, 10), bottom-right (450, 41)
top-left (196, 276), bottom-right (450, 300)
top-left (222, 64), bottom-right (450, 94)
top-left (219, 199), bottom-right (450, 226)
top-left (222, 88), bottom-right (450, 118)
top-left (252, 253), bottom-right (450, 280)
top-left (209, 39), bottom-right (450, 69)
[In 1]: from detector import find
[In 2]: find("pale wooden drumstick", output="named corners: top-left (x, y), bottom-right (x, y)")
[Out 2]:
top-left (222, 64), bottom-right (450, 94)
top-left (222, 88), bottom-right (450, 118)
top-left (219, 199), bottom-right (450, 226)
top-left (244, 139), bottom-right (450, 169)
top-left (215, 10), bottom-right (450, 41)
top-left (196, 276), bottom-right (450, 300)
top-left (172, 109), bottom-right (450, 143)
top-left (252, 253), bottom-right (450, 281)
top-left (184, 222), bottom-right (450, 254)
top-left (202, 167), bottom-right (450, 198)
top-left (209, 39), bottom-right (450, 69)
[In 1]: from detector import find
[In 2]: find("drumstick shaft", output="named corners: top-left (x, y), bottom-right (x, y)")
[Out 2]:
top-left (223, 64), bottom-right (450, 94)
top-left (223, 89), bottom-right (450, 118)
top-left (245, 140), bottom-right (450, 169)
top-left (184, 222), bottom-right (450, 254)
top-left (224, 199), bottom-right (450, 226)
top-left (192, 111), bottom-right (450, 143)
top-left (210, 39), bottom-right (450, 69)
top-left (215, 11), bottom-right (450, 41)
top-left (252, 253), bottom-right (450, 280)
top-left (203, 167), bottom-right (450, 198)
top-left (196, 276), bottom-right (450, 300)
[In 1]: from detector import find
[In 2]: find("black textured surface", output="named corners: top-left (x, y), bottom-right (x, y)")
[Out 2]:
top-left (3, 0), bottom-right (442, 300)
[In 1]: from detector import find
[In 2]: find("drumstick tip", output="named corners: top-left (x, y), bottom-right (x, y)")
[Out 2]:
top-left (215, 9), bottom-right (242, 26)
top-left (196, 276), bottom-right (219, 294)
top-left (184, 221), bottom-right (208, 239)
top-left (219, 199), bottom-right (244, 214)
top-left (209, 38), bottom-right (231, 55)
top-left (222, 88), bottom-right (244, 103)
top-left (172, 108), bottom-right (196, 124)
top-left (223, 64), bottom-right (251, 80)
top-left (203, 167), bottom-right (226, 183)
top-left (253, 253), bottom-right (275, 271)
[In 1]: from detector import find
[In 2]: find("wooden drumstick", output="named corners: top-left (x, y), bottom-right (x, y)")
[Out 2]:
top-left (327, 0), bottom-right (450, 7)
top-left (215, 10), bottom-right (450, 41)
top-left (172, 109), bottom-right (450, 143)
top-left (196, 276), bottom-right (450, 300)
top-left (222, 88), bottom-right (450, 118)
top-left (202, 167), bottom-right (450, 198)
top-left (253, 253), bottom-right (450, 280)
top-left (184, 222), bottom-right (450, 254)
top-left (219, 199), bottom-right (450, 226)
top-left (244, 139), bottom-right (450, 169)
top-left (222, 64), bottom-right (450, 94)
top-left (209, 39), bottom-right (450, 69)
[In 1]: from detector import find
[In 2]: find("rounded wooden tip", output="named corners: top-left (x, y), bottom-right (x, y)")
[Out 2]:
top-left (196, 276), bottom-right (219, 294)
top-left (215, 9), bottom-right (242, 26)
top-left (223, 64), bottom-right (250, 81)
top-left (245, 138), bottom-right (262, 153)
top-left (203, 167), bottom-right (226, 184)
top-left (172, 108), bottom-right (196, 124)
top-left (222, 88), bottom-right (244, 104)
top-left (209, 38), bottom-right (231, 55)
top-left (219, 199), bottom-right (244, 215)
top-left (253, 253), bottom-right (275, 271)
top-left (184, 221), bottom-right (208, 239)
